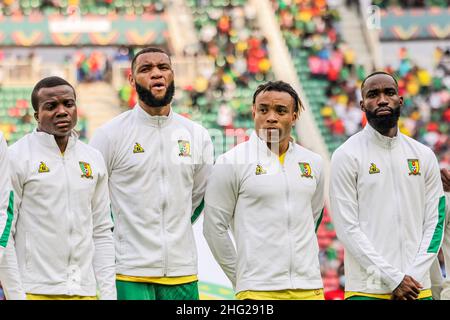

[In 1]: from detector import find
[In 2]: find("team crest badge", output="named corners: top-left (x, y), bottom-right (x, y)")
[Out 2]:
top-left (255, 164), bottom-right (267, 175)
top-left (79, 161), bottom-right (93, 179)
top-left (407, 159), bottom-right (421, 176)
top-left (299, 162), bottom-right (313, 178)
top-left (38, 161), bottom-right (50, 173)
top-left (369, 163), bottom-right (380, 174)
top-left (178, 140), bottom-right (191, 157)
top-left (133, 142), bottom-right (145, 153)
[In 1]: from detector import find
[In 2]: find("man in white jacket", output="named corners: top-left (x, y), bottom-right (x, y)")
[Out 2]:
top-left (203, 81), bottom-right (325, 300)
top-left (0, 76), bottom-right (116, 300)
top-left (0, 133), bottom-right (13, 263)
top-left (90, 47), bottom-right (213, 300)
top-left (330, 71), bottom-right (446, 300)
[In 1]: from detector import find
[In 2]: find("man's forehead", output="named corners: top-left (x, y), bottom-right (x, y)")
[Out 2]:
top-left (255, 90), bottom-right (293, 103)
top-left (362, 74), bottom-right (397, 94)
top-left (364, 74), bottom-right (396, 89)
top-left (38, 85), bottom-right (74, 98)
top-left (135, 52), bottom-right (171, 66)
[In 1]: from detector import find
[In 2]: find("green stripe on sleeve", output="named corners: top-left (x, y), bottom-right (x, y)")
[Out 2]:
top-left (191, 198), bottom-right (205, 224)
top-left (0, 191), bottom-right (14, 248)
top-left (315, 208), bottom-right (324, 233)
top-left (427, 196), bottom-right (446, 253)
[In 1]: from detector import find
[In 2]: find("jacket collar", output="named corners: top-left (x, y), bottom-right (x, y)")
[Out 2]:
top-left (32, 129), bottom-right (78, 154)
top-left (364, 123), bottom-right (399, 149)
top-left (249, 131), bottom-right (293, 162)
top-left (134, 103), bottom-right (173, 128)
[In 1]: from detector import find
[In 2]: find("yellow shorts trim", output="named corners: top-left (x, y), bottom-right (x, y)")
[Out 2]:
top-left (26, 294), bottom-right (97, 300)
top-left (116, 274), bottom-right (198, 285)
top-left (345, 289), bottom-right (432, 300)
top-left (236, 288), bottom-right (324, 300)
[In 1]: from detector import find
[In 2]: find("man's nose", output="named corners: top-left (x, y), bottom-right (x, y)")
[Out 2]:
top-left (266, 111), bottom-right (278, 122)
top-left (151, 68), bottom-right (163, 78)
top-left (378, 93), bottom-right (389, 105)
top-left (55, 104), bottom-right (68, 115)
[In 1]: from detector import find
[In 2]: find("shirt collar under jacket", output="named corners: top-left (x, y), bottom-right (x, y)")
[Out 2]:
top-left (249, 131), bottom-right (294, 163)
top-left (134, 103), bottom-right (173, 128)
top-left (364, 122), bottom-right (399, 149)
top-left (32, 128), bottom-right (78, 155)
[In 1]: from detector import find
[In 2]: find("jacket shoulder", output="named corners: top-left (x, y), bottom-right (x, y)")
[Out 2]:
top-left (8, 133), bottom-right (32, 155)
top-left (400, 133), bottom-right (435, 155)
top-left (95, 110), bottom-right (133, 135)
top-left (172, 112), bottom-right (210, 136)
top-left (215, 141), bottom-right (250, 165)
top-left (293, 144), bottom-right (323, 163)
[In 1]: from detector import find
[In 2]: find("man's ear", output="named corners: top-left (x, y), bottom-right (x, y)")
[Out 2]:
top-left (129, 72), bottom-right (135, 88)
top-left (34, 112), bottom-right (39, 122)
top-left (252, 104), bottom-right (256, 120)
top-left (360, 100), bottom-right (365, 112)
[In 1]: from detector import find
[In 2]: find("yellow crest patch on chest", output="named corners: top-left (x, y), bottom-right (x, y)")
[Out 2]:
top-left (38, 161), bottom-right (50, 173)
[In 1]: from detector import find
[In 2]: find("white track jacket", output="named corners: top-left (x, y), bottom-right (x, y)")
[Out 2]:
top-left (0, 133), bottom-right (13, 263)
top-left (89, 104), bottom-right (213, 277)
top-left (0, 130), bottom-right (116, 299)
top-left (330, 124), bottom-right (446, 294)
top-left (204, 132), bottom-right (324, 293)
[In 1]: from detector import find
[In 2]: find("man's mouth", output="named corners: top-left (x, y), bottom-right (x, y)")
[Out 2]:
top-left (151, 82), bottom-right (165, 90)
top-left (55, 121), bottom-right (71, 128)
top-left (375, 108), bottom-right (393, 116)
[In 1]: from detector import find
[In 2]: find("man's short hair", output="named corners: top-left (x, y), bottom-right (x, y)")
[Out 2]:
top-left (361, 71), bottom-right (399, 92)
top-left (131, 47), bottom-right (171, 73)
top-left (252, 80), bottom-right (304, 113)
top-left (31, 76), bottom-right (76, 111)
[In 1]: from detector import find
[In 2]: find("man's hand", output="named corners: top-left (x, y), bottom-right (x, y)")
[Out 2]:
top-left (391, 275), bottom-right (423, 300)
top-left (441, 168), bottom-right (450, 192)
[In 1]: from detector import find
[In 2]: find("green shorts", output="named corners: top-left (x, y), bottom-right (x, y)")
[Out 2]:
top-left (116, 280), bottom-right (199, 300)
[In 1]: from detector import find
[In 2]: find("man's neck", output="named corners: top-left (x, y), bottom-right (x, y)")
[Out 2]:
top-left (54, 135), bottom-right (69, 153)
top-left (140, 101), bottom-right (170, 116)
top-left (266, 140), bottom-right (289, 156)
top-left (370, 122), bottom-right (398, 138)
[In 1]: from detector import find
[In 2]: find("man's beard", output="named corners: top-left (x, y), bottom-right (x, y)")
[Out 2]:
top-left (135, 81), bottom-right (175, 108)
top-left (365, 107), bottom-right (401, 132)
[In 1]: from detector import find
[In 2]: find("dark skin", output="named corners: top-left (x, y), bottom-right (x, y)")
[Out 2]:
top-left (391, 275), bottom-right (422, 300)
top-left (34, 85), bottom-right (77, 153)
top-left (441, 168), bottom-right (450, 192)
top-left (360, 74), bottom-right (403, 138)
top-left (252, 90), bottom-right (298, 155)
top-left (129, 52), bottom-right (174, 116)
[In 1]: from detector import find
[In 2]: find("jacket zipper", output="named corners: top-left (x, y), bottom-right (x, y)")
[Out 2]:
top-left (62, 154), bottom-right (74, 292)
top-left (389, 145), bottom-right (404, 269)
top-left (281, 158), bottom-right (294, 287)
top-left (158, 120), bottom-right (169, 276)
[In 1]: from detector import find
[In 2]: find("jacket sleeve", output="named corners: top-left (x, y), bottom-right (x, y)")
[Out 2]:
top-left (203, 156), bottom-right (238, 288)
top-left (0, 147), bottom-right (26, 300)
top-left (311, 156), bottom-right (325, 232)
top-left (191, 129), bottom-right (213, 224)
top-left (441, 193), bottom-right (450, 300)
top-left (0, 135), bottom-right (13, 261)
top-left (91, 154), bottom-right (116, 300)
top-left (329, 148), bottom-right (405, 291)
top-left (89, 128), bottom-right (114, 176)
top-left (406, 152), bottom-right (446, 284)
